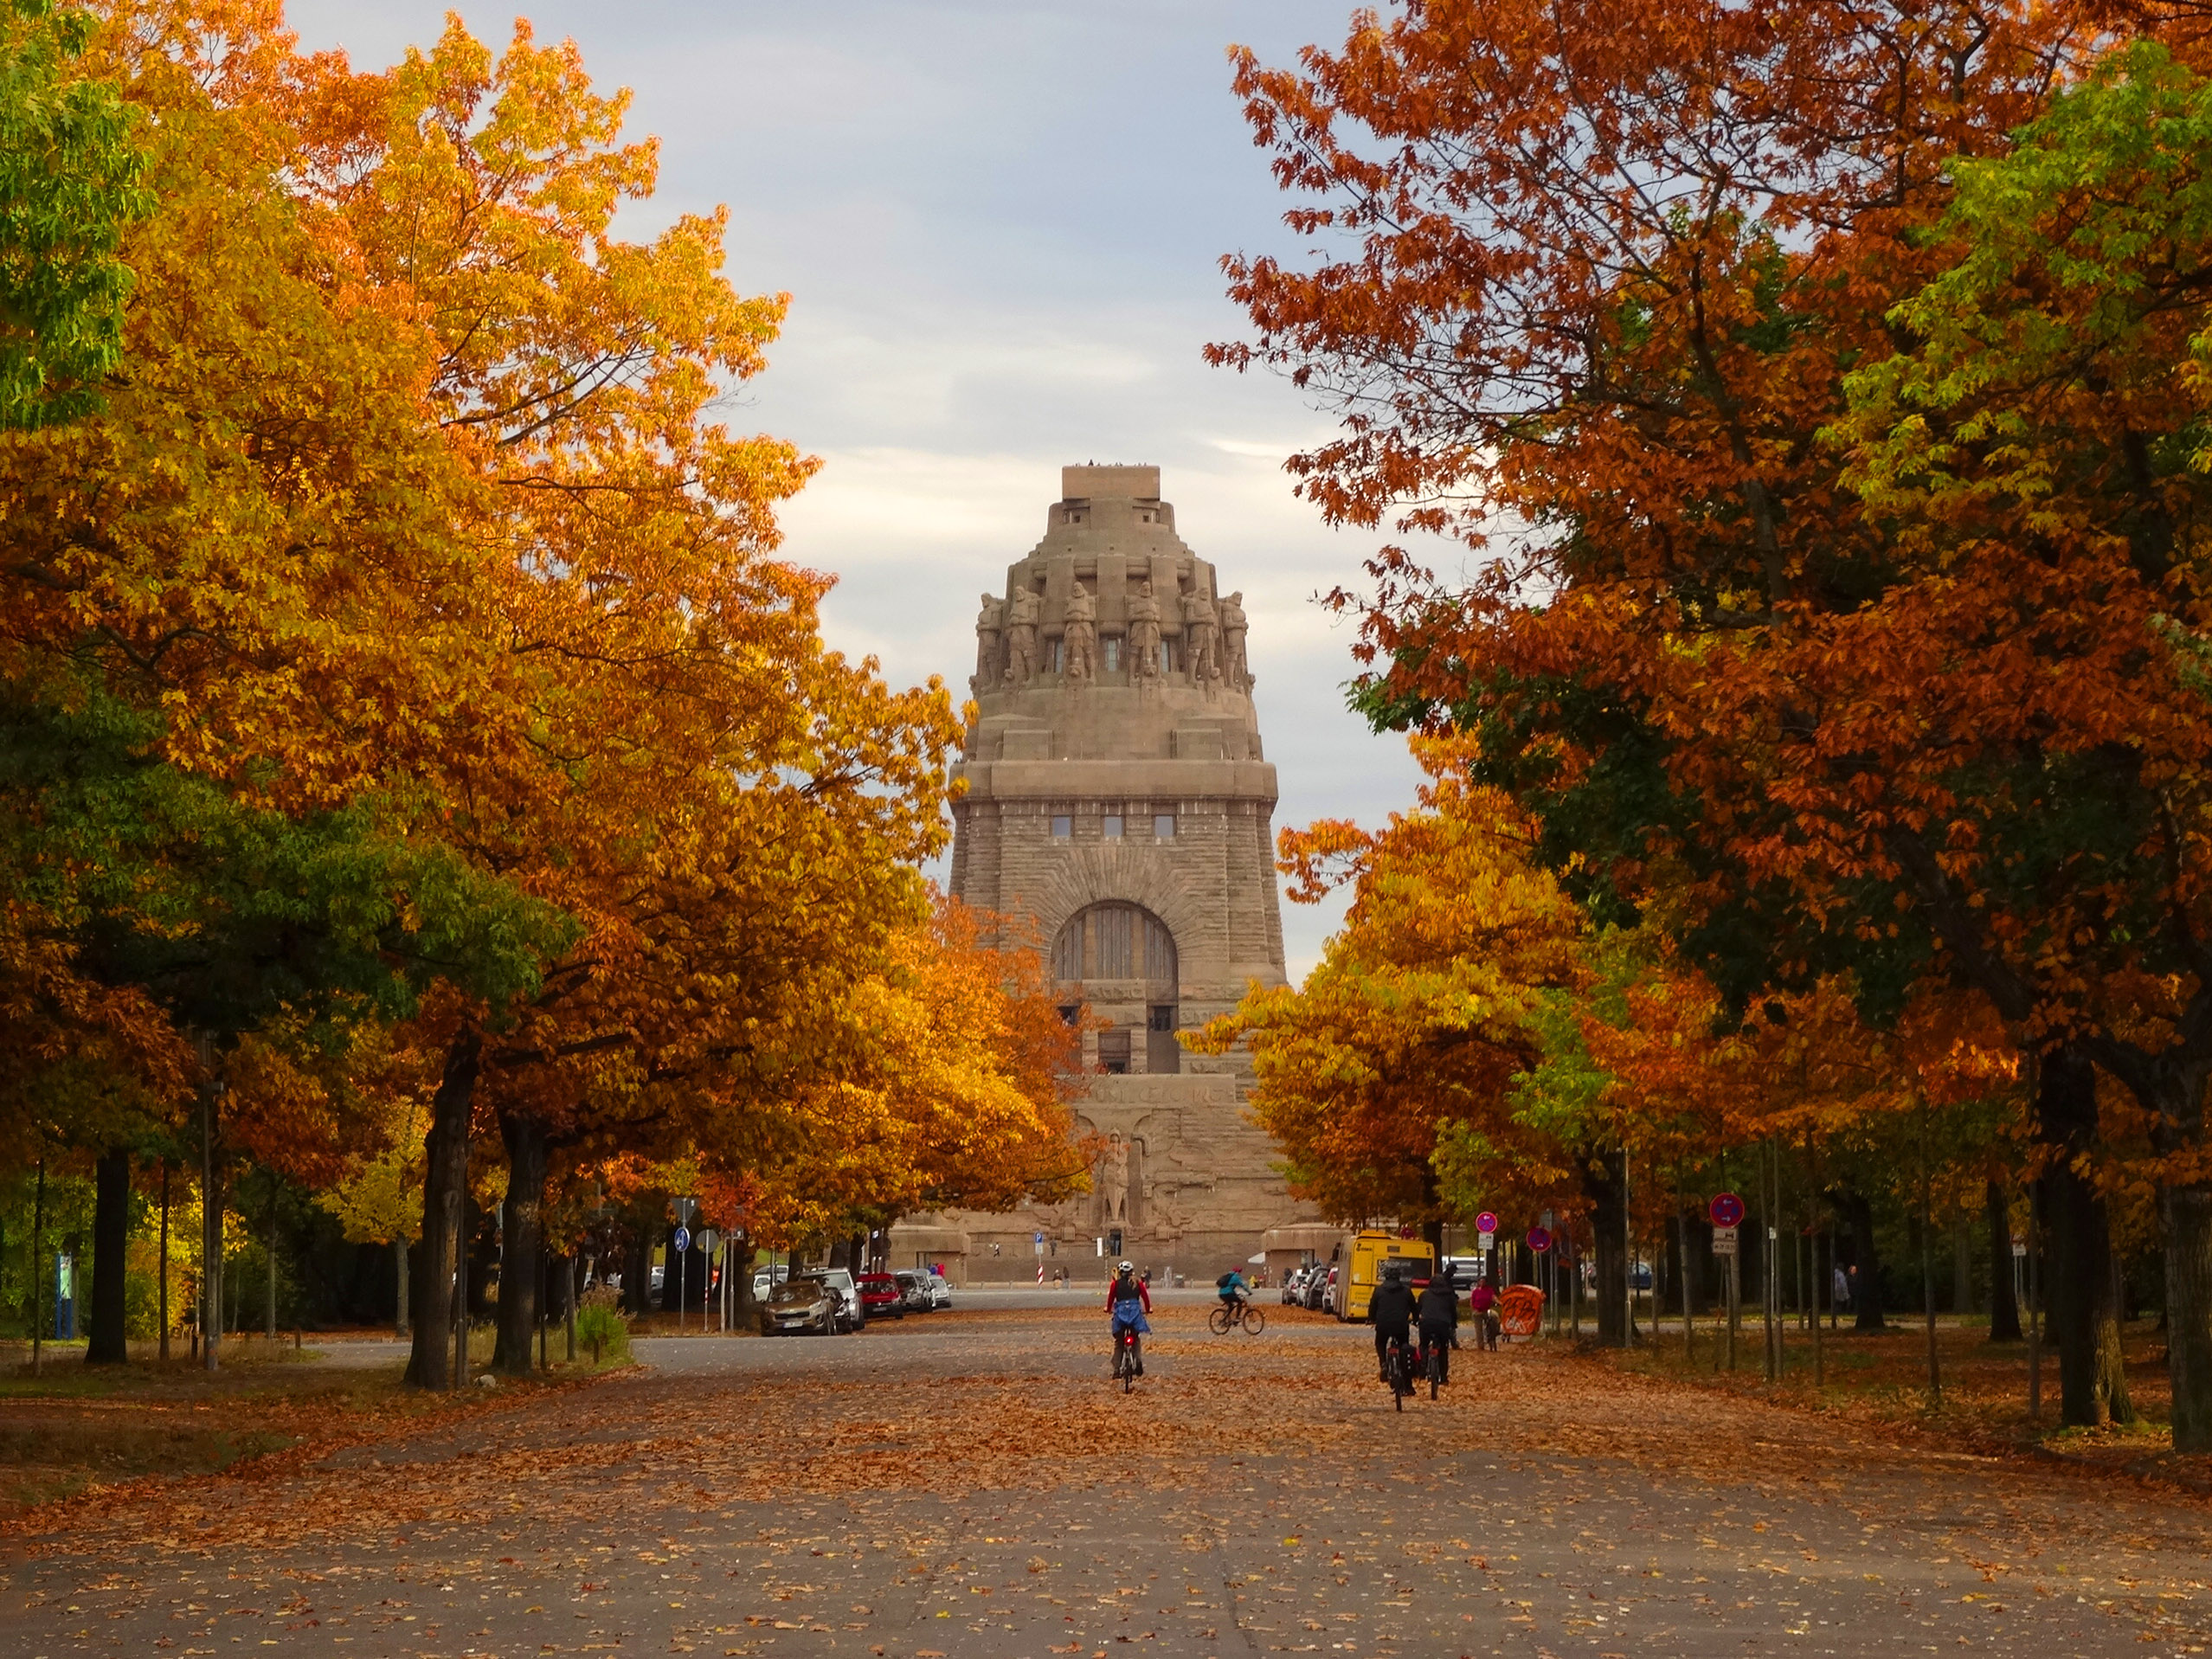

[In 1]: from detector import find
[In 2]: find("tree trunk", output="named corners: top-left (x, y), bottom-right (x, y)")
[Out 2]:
top-left (1987, 1180), bottom-right (2022, 1342)
top-left (394, 1236), bottom-right (409, 1338)
top-left (405, 1030), bottom-right (480, 1390)
top-left (1585, 1154), bottom-right (1628, 1347)
top-left (2162, 1182), bottom-right (2212, 1450)
top-left (623, 1222), bottom-right (654, 1318)
top-left (1952, 1216), bottom-right (1972, 1315)
top-left (730, 1233), bottom-right (760, 1330)
top-left (85, 1146), bottom-right (131, 1365)
top-left (1688, 1212), bottom-right (1714, 1316)
top-left (2038, 1046), bottom-right (2133, 1425)
top-left (493, 1109), bottom-right (548, 1377)
top-left (1846, 1190), bottom-right (1886, 1331)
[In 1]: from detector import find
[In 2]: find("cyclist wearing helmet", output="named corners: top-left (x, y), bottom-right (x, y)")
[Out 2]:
top-left (1106, 1259), bottom-right (1152, 1376)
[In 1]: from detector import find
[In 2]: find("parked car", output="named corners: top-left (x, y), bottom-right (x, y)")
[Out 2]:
top-left (856, 1272), bottom-right (905, 1320)
top-left (925, 1272), bottom-right (952, 1310)
top-left (1320, 1265), bottom-right (1341, 1316)
top-left (817, 1268), bottom-right (866, 1331)
top-left (751, 1264), bottom-right (791, 1300)
top-left (768, 1276), bottom-right (840, 1336)
top-left (892, 1270), bottom-right (935, 1313)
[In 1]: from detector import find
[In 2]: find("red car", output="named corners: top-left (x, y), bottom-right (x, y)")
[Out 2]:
top-left (855, 1273), bottom-right (905, 1320)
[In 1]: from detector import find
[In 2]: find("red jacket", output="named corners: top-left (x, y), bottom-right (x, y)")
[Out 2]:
top-left (1105, 1276), bottom-right (1152, 1313)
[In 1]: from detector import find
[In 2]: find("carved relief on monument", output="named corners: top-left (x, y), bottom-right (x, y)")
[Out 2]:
top-left (1219, 590), bottom-right (1251, 691)
top-left (972, 593), bottom-right (1005, 694)
top-left (1063, 584), bottom-right (1098, 683)
top-left (1126, 579), bottom-right (1163, 680)
top-left (1001, 586), bottom-right (1042, 686)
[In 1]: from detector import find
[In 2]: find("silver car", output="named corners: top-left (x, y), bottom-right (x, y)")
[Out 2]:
top-left (767, 1276), bottom-right (839, 1335)
top-left (893, 1270), bottom-right (935, 1314)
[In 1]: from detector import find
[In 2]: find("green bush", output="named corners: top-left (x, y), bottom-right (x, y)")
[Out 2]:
top-left (573, 1287), bottom-right (630, 1366)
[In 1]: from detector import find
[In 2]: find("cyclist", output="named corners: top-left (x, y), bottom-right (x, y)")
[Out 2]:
top-left (1215, 1266), bottom-right (1250, 1321)
top-left (1370, 1263), bottom-right (1415, 1382)
top-left (1417, 1269), bottom-right (1461, 1386)
top-left (1106, 1259), bottom-right (1152, 1377)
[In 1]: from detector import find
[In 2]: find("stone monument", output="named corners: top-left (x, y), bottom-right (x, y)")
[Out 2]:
top-left (891, 464), bottom-right (1318, 1283)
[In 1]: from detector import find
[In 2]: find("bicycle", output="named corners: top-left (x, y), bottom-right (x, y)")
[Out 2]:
top-left (1384, 1334), bottom-right (1415, 1411)
top-left (1207, 1297), bottom-right (1267, 1335)
top-left (1112, 1324), bottom-right (1141, 1392)
top-left (1421, 1334), bottom-right (1446, 1399)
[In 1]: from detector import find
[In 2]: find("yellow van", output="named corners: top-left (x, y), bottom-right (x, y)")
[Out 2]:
top-left (1334, 1229), bottom-right (1437, 1321)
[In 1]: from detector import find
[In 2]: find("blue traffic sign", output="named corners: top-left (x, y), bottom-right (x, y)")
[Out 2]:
top-left (672, 1226), bottom-right (691, 1253)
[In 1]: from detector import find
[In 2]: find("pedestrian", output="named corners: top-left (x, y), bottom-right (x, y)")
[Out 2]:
top-left (1831, 1263), bottom-right (1850, 1313)
top-left (1469, 1278), bottom-right (1500, 1351)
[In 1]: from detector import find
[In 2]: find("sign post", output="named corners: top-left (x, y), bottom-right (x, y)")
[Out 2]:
top-left (1710, 1194), bottom-right (1745, 1373)
top-left (673, 1225), bottom-right (691, 1335)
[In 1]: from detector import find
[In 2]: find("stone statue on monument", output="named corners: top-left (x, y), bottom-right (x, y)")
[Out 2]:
top-left (972, 593), bottom-right (1005, 693)
top-left (1219, 590), bottom-right (1251, 690)
top-left (1001, 587), bottom-right (1042, 686)
top-left (1127, 580), bottom-right (1162, 680)
top-left (1181, 586), bottom-right (1221, 688)
top-left (1063, 586), bottom-right (1098, 682)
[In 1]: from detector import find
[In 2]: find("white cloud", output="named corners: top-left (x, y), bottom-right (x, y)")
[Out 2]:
top-left (286, 0), bottom-right (1421, 977)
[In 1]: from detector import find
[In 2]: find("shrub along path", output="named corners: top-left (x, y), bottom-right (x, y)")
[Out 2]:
top-left (3, 1300), bottom-right (2209, 1656)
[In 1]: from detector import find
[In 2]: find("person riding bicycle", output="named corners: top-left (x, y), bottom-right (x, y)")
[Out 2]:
top-left (1370, 1264), bottom-right (1416, 1381)
top-left (1106, 1259), bottom-right (1152, 1377)
top-left (1417, 1270), bottom-right (1461, 1386)
top-left (1215, 1267), bottom-right (1250, 1318)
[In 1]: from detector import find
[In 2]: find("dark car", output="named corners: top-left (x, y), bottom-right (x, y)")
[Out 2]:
top-left (856, 1273), bottom-right (905, 1320)
top-left (768, 1276), bottom-right (839, 1335)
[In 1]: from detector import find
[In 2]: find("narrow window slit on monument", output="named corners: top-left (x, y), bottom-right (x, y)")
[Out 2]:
top-left (1154, 813), bottom-right (1174, 840)
top-left (1103, 813), bottom-right (1122, 839)
top-left (1051, 813), bottom-right (1071, 840)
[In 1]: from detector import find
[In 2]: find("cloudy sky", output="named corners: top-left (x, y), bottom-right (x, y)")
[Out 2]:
top-left (286, 0), bottom-right (1428, 976)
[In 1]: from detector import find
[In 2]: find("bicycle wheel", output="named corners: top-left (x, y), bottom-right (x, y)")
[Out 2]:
top-left (1207, 1304), bottom-right (1233, 1334)
top-left (1242, 1305), bottom-right (1266, 1336)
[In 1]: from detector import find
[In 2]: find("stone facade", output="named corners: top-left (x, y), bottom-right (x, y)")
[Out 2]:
top-left (892, 465), bottom-right (1317, 1283)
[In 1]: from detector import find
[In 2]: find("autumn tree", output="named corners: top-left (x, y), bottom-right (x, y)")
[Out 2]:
top-left (1194, 738), bottom-right (1585, 1253)
top-left (1211, 0), bottom-right (2212, 1430)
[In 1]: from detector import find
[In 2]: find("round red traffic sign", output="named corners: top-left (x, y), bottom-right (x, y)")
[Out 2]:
top-left (1527, 1226), bottom-right (1553, 1253)
top-left (1709, 1192), bottom-right (1746, 1229)
top-left (1476, 1211), bottom-right (1499, 1236)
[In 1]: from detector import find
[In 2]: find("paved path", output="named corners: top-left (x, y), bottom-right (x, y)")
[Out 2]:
top-left (5, 1303), bottom-right (2210, 1658)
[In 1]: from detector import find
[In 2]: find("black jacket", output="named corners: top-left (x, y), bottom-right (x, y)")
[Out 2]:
top-left (1418, 1281), bottom-right (1460, 1330)
top-left (1369, 1276), bottom-right (1416, 1328)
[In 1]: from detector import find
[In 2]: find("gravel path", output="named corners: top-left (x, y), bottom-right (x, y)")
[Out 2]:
top-left (4, 1302), bottom-right (2209, 1658)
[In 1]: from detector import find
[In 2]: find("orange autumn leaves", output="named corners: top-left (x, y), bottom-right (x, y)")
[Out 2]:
top-left (0, 0), bottom-right (1078, 1276)
top-left (1202, 737), bottom-right (2019, 1235)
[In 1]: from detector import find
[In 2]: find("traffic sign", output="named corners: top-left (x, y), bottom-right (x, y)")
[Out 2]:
top-left (1527, 1226), bottom-right (1553, 1254)
top-left (1476, 1211), bottom-right (1499, 1236)
top-left (672, 1226), bottom-right (691, 1253)
top-left (1712, 1225), bottom-right (1739, 1257)
top-left (1708, 1193), bottom-right (1746, 1229)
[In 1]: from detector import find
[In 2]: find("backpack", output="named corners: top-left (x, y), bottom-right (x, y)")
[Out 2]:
top-left (1217, 1272), bottom-right (1235, 1289)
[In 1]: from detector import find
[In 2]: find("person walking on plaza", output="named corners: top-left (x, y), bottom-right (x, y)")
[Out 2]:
top-left (1469, 1277), bottom-right (1500, 1351)
top-left (1370, 1264), bottom-right (1416, 1380)
top-left (1418, 1270), bottom-right (1461, 1385)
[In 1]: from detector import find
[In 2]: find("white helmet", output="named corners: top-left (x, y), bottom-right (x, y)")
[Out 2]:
top-left (1117, 1260), bottom-right (1135, 1272)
